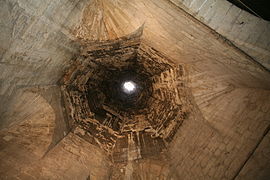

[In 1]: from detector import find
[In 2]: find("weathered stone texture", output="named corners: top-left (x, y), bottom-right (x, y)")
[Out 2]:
top-left (169, 0), bottom-right (270, 69)
top-left (0, 0), bottom-right (270, 179)
top-left (111, 158), bottom-right (178, 180)
top-left (0, 91), bottom-right (110, 179)
top-left (236, 131), bottom-right (270, 180)
top-left (0, 90), bottom-right (55, 178)
top-left (61, 29), bottom-right (190, 158)
top-left (169, 88), bottom-right (270, 179)
top-left (26, 133), bottom-right (110, 180)
top-left (0, 0), bottom-right (89, 127)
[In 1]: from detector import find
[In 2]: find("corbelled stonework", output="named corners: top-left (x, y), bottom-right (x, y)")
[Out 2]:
top-left (61, 28), bottom-right (191, 166)
top-left (1, 0), bottom-right (270, 179)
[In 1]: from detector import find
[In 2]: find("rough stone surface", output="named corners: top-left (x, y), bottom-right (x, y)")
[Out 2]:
top-left (0, 0), bottom-right (270, 179)
top-left (236, 131), bottom-right (270, 180)
top-left (169, 0), bottom-right (270, 69)
top-left (0, 0), bottom-right (89, 127)
top-left (61, 28), bottom-right (190, 163)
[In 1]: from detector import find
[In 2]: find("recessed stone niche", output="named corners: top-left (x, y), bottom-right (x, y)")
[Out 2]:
top-left (60, 27), bottom-right (191, 163)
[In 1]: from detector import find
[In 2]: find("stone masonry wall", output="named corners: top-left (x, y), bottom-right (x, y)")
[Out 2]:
top-left (0, 0), bottom-right (90, 128)
top-left (169, 0), bottom-right (270, 69)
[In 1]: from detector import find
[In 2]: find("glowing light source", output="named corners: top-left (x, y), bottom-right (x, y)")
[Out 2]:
top-left (122, 81), bottom-right (136, 94)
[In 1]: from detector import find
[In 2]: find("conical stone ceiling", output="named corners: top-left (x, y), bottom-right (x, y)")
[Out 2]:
top-left (61, 27), bottom-right (191, 162)
top-left (1, 0), bottom-right (270, 179)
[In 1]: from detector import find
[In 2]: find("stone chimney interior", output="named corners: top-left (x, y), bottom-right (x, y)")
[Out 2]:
top-left (0, 0), bottom-right (270, 179)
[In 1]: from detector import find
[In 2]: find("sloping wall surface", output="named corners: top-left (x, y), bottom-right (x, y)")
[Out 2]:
top-left (169, 0), bottom-right (270, 70)
top-left (0, 0), bottom-right (270, 179)
top-left (0, 0), bottom-right (90, 126)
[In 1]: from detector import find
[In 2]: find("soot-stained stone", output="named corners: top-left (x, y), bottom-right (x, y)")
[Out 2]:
top-left (90, 65), bottom-right (153, 114)
top-left (61, 27), bottom-right (191, 159)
